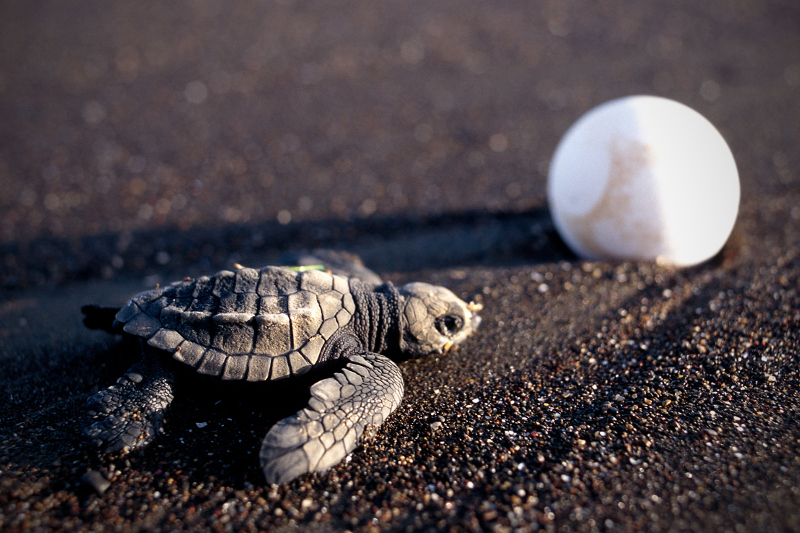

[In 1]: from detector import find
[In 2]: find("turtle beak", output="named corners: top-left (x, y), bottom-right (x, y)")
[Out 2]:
top-left (443, 341), bottom-right (454, 352)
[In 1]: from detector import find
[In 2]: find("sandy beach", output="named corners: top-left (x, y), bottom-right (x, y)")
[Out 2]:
top-left (2, 1), bottom-right (799, 531)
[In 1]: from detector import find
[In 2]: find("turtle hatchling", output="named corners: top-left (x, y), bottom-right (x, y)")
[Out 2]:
top-left (82, 251), bottom-right (481, 484)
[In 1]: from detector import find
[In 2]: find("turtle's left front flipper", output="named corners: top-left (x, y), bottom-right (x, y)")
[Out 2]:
top-left (83, 347), bottom-right (175, 454)
top-left (260, 349), bottom-right (404, 484)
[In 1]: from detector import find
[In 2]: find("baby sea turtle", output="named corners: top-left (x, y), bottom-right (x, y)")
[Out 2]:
top-left (82, 251), bottom-right (481, 484)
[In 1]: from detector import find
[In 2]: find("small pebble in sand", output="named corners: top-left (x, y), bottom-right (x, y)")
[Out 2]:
top-left (547, 95), bottom-right (739, 267)
top-left (83, 470), bottom-right (111, 494)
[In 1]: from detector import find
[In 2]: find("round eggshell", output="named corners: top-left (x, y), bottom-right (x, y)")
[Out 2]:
top-left (547, 95), bottom-right (740, 267)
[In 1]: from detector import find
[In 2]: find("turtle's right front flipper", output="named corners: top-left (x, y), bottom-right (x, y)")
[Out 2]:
top-left (260, 348), bottom-right (404, 484)
top-left (83, 348), bottom-right (175, 454)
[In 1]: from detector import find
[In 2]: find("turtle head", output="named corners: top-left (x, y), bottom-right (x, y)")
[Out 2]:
top-left (397, 282), bottom-right (481, 357)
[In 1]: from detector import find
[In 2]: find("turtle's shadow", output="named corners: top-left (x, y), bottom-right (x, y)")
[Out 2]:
top-left (1, 206), bottom-right (572, 290)
top-left (320, 206), bottom-right (571, 274)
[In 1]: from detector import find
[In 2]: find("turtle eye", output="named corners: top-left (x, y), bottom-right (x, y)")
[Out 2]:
top-left (436, 315), bottom-right (464, 337)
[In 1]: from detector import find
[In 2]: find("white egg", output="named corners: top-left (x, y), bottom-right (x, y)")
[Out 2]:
top-left (547, 95), bottom-right (739, 267)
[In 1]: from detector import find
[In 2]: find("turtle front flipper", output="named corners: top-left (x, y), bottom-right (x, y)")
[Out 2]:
top-left (260, 349), bottom-right (404, 484)
top-left (83, 347), bottom-right (175, 454)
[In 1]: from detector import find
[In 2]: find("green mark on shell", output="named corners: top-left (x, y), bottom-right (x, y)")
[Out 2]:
top-left (282, 265), bottom-right (327, 273)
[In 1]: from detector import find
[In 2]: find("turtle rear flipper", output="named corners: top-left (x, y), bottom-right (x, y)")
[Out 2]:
top-left (83, 348), bottom-right (175, 454)
top-left (260, 344), bottom-right (404, 484)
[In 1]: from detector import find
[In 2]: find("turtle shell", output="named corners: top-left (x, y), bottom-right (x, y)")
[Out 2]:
top-left (114, 266), bottom-right (356, 381)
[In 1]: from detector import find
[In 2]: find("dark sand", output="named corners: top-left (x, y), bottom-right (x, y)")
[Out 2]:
top-left (2, 1), bottom-right (800, 531)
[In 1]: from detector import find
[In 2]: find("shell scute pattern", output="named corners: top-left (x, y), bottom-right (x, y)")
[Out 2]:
top-left (212, 312), bottom-right (254, 324)
top-left (219, 291), bottom-right (258, 315)
top-left (288, 351), bottom-right (311, 376)
top-left (223, 354), bottom-right (249, 380)
top-left (147, 329), bottom-right (182, 351)
top-left (115, 266), bottom-right (355, 382)
top-left (271, 356), bottom-right (290, 380)
top-left (173, 341), bottom-right (205, 367)
top-left (131, 286), bottom-right (163, 308)
top-left (342, 292), bottom-right (356, 315)
top-left (258, 295), bottom-right (287, 315)
top-left (319, 319), bottom-right (339, 339)
top-left (246, 355), bottom-right (271, 381)
top-left (190, 276), bottom-right (215, 305)
top-left (287, 291), bottom-right (323, 352)
top-left (171, 280), bottom-right (195, 300)
top-left (177, 315), bottom-right (212, 347)
top-left (331, 274), bottom-right (348, 295)
top-left (335, 307), bottom-right (351, 328)
top-left (212, 270), bottom-right (236, 298)
top-left (142, 296), bottom-right (165, 318)
top-left (257, 266), bottom-right (299, 296)
top-left (300, 335), bottom-right (325, 365)
top-left (123, 312), bottom-right (161, 337)
top-left (253, 313), bottom-right (291, 354)
top-left (115, 300), bottom-right (138, 323)
top-left (211, 317), bottom-right (254, 355)
top-left (299, 268), bottom-right (334, 292)
top-left (234, 268), bottom-right (259, 293)
top-left (159, 306), bottom-right (182, 330)
top-left (317, 292), bottom-right (343, 321)
top-left (197, 348), bottom-right (226, 376)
